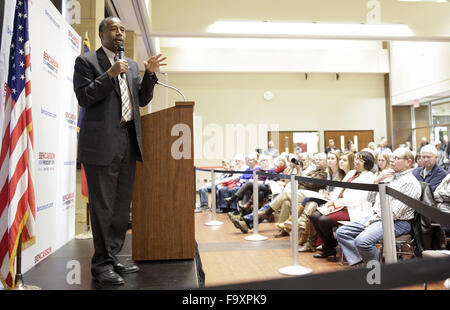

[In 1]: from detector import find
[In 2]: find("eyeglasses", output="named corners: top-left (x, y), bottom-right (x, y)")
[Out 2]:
top-left (392, 156), bottom-right (407, 161)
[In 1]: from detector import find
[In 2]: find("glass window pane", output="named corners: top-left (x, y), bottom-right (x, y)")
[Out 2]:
top-left (432, 101), bottom-right (450, 125)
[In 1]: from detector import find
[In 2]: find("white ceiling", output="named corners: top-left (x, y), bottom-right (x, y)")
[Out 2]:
top-left (108, 0), bottom-right (449, 106)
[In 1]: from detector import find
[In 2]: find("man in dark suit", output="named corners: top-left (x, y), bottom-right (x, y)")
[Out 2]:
top-left (73, 17), bottom-right (166, 285)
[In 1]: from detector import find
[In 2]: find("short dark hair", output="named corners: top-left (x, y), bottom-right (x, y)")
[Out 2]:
top-left (358, 151), bottom-right (375, 171)
top-left (99, 17), bottom-right (119, 33)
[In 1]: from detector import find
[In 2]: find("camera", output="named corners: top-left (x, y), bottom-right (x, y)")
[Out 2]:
top-left (291, 158), bottom-right (303, 168)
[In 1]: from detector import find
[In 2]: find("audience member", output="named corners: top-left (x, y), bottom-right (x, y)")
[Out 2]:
top-left (417, 137), bottom-right (428, 153)
top-left (231, 153), bottom-right (327, 234)
top-left (197, 159), bottom-right (231, 209)
top-left (297, 151), bottom-right (347, 252)
top-left (433, 174), bottom-right (450, 247)
top-left (264, 141), bottom-right (280, 158)
top-left (374, 137), bottom-right (392, 156)
top-left (325, 139), bottom-right (340, 154)
top-left (336, 147), bottom-right (421, 266)
top-left (310, 151), bottom-right (375, 259)
top-left (412, 144), bottom-right (447, 191)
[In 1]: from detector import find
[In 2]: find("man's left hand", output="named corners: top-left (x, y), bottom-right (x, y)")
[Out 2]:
top-left (144, 54), bottom-right (167, 74)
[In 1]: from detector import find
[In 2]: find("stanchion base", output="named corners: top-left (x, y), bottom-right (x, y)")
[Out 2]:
top-left (278, 265), bottom-right (312, 276)
top-left (204, 220), bottom-right (224, 226)
top-left (194, 208), bottom-right (202, 213)
top-left (244, 234), bottom-right (268, 241)
top-left (75, 231), bottom-right (93, 240)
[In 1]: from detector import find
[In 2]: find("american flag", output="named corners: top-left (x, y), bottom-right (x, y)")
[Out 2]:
top-left (0, 0), bottom-right (36, 289)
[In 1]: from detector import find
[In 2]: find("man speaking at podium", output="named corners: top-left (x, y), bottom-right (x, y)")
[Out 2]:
top-left (73, 17), bottom-right (166, 285)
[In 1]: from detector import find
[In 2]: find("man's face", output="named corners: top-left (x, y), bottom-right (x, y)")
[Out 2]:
top-left (329, 140), bottom-right (335, 148)
top-left (100, 18), bottom-right (126, 53)
top-left (390, 150), bottom-right (411, 172)
top-left (420, 151), bottom-right (437, 170)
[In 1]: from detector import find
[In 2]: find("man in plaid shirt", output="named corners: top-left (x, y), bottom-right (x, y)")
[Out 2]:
top-left (336, 147), bottom-right (421, 266)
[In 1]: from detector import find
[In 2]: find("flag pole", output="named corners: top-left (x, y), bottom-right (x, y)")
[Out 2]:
top-left (11, 232), bottom-right (41, 290)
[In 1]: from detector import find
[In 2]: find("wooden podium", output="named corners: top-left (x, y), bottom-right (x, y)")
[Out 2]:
top-left (132, 101), bottom-right (195, 261)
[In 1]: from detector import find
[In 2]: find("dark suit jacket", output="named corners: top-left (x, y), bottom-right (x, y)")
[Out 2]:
top-left (73, 48), bottom-right (157, 166)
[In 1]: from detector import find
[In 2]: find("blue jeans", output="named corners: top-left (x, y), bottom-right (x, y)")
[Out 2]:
top-left (243, 203), bottom-right (272, 229)
top-left (336, 217), bottom-right (411, 265)
top-left (198, 184), bottom-right (212, 207)
top-left (217, 187), bottom-right (239, 210)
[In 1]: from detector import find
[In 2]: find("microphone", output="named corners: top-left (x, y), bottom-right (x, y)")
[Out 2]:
top-left (117, 43), bottom-right (125, 79)
top-left (156, 81), bottom-right (186, 102)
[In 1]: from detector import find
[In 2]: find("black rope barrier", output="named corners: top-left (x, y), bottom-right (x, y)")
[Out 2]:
top-left (194, 166), bottom-right (450, 227)
top-left (386, 186), bottom-right (450, 227)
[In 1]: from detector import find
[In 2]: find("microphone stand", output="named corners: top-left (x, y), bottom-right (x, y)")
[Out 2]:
top-left (156, 81), bottom-right (187, 102)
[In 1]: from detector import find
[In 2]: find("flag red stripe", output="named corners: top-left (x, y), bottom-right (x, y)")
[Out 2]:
top-left (25, 81), bottom-right (31, 97)
top-left (24, 54), bottom-right (30, 68)
top-left (21, 226), bottom-right (30, 242)
top-left (8, 188), bottom-right (28, 251)
top-left (27, 170), bottom-right (35, 217)
top-left (26, 108), bottom-right (33, 148)
top-left (6, 273), bottom-right (12, 287)
top-left (0, 123), bottom-right (10, 168)
top-left (6, 150), bottom-right (28, 207)
top-left (9, 108), bottom-right (28, 158)
top-left (0, 183), bottom-right (8, 217)
top-left (0, 232), bottom-right (9, 266)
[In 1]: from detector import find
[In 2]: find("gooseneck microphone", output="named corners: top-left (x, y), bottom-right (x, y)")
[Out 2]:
top-left (117, 43), bottom-right (125, 79)
top-left (156, 81), bottom-right (187, 102)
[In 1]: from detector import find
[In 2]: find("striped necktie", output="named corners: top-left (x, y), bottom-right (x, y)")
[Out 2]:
top-left (114, 56), bottom-right (133, 122)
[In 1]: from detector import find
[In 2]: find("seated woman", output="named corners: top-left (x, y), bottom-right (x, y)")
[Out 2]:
top-left (375, 153), bottom-right (390, 179)
top-left (310, 151), bottom-right (376, 259)
top-left (295, 150), bottom-right (347, 251)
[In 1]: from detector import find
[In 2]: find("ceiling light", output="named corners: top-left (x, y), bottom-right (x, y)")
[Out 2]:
top-left (207, 21), bottom-right (415, 38)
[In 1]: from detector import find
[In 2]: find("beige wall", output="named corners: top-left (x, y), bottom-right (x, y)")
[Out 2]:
top-left (160, 72), bottom-right (387, 167)
top-left (151, 0), bottom-right (450, 37)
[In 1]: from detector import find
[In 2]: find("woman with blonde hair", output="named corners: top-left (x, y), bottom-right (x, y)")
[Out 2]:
top-left (375, 153), bottom-right (390, 177)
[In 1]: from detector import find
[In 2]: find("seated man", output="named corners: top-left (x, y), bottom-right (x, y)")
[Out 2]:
top-left (231, 153), bottom-right (328, 234)
top-left (216, 154), bottom-right (259, 212)
top-left (336, 147), bottom-right (421, 266)
top-left (412, 144), bottom-right (447, 192)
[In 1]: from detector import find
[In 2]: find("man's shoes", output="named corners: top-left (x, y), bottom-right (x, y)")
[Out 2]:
top-left (227, 211), bottom-right (242, 221)
top-left (273, 230), bottom-right (289, 238)
top-left (216, 207), bottom-right (230, 213)
top-left (316, 244), bottom-right (324, 251)
top-left (93, 270), bottom-right (124, 285)
top-left (225, 195), bottom-right (238, 206)
top-left (232, 218), bottom-right (249, 234)
top-left (258, 209), bottom-right (274, 220)
top-left (313, 248), bottom-right (337, 259)
top-left (298, 243), bottom-right (316, 252)
top-left (113, 263), bottom-right (140, 274)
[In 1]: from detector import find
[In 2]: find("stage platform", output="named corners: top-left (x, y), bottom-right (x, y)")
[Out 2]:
top-left (24, 233), bottom-right (204, 290)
